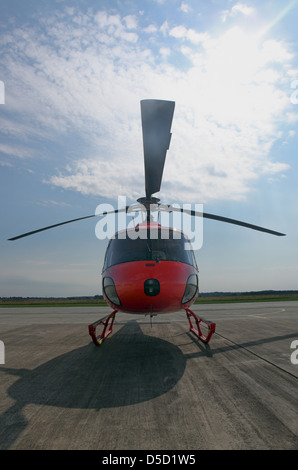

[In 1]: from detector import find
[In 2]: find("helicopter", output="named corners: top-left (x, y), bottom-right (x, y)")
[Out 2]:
top-left (8, 99), bottom-right (285, 346)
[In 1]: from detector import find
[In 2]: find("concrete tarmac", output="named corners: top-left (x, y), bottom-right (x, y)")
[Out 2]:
top-left (0, 301), bottom-right (297, 450)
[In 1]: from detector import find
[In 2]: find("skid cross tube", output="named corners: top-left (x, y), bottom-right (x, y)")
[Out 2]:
top-left (88, 310), bottom-right (117, 345)
top-left (185, 307), bottom-right (216, 343)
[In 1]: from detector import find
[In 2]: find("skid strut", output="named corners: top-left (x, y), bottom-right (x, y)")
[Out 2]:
top-left (88, 310), bottom-right (117, 345)
top-left (185, 308), bottom-right (216, 343)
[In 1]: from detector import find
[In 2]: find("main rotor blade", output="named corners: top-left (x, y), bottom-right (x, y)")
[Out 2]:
top-left (164, 205), bottom-right (286, 237)
top-left (8, 208), bottom-right (129, 241)
top-left (141, 99), bottom-right (175, 199)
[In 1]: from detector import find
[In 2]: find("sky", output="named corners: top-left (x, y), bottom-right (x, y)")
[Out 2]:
top-left (0, 0), bottom-right (298, 297)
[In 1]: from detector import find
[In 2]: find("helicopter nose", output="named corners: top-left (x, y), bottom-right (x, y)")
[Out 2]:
top-left (144, 278), bottom-right (160, 296)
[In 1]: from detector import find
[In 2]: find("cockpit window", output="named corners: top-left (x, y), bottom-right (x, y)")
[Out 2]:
top-left (103, 228), bottom-right (197, 270)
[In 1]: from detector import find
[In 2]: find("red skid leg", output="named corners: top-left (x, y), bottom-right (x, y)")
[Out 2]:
top-left (88, 310), bottom-right (117, 345)
top-left (185, 307), bottom-right (216, 343)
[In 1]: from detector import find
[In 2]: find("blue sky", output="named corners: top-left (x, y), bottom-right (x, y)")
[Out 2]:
top-left (0, 0), bottom-right (298, 297)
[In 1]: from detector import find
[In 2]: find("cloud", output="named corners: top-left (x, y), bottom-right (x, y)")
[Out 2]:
top-left (159, 47), bottom-right (171, 58)
top-left (222, 2), bottom-right (255, 22)
top-left (144, 24), bottom-right (158, 33)
top-left (0, 160), bottom-right (13, 167)
top-left (231, 3), bottom-right (255, 16)
top-left (123, 14), bottom-right (138, 29)
top-left (180, 2), bottom-right (192, 13)
top-left (37, 200), bottom-right (72, 207)
top-left (0, 143), bottom-right (34, 159)
top-left (0, 8), bottom-right (294, 204)
top-left (169, 25), bottom-right (209, 45)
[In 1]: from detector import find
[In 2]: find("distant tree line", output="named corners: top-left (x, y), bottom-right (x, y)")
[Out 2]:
top-left (199, 290), bottom-right (298, 297)
top-left (1, 291), bottom-right (298, 301)
top-left (0, 295), bottom-right (104, 300)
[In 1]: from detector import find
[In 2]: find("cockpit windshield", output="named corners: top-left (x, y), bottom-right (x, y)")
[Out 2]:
top-left (103, 228), bottom-right (197, 270)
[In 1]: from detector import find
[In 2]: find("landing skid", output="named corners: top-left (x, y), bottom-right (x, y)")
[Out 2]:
top-left (88, 310), bottom-right (117, 345)
top-left (88, 307), bottom-right (215, 346)
top-left (185, 307), bottom-right (216, 343)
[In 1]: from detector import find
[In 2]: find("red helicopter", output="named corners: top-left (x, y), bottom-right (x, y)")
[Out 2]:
top-left (9, 100), bottom-right (285, 346)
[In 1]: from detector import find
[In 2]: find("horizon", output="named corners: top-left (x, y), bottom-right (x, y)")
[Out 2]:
top-left (2, 288), bottom-right (298, 300)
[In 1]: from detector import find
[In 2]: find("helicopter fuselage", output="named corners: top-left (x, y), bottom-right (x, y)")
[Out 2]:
top-left (101, 223), bottom-right (199, 314)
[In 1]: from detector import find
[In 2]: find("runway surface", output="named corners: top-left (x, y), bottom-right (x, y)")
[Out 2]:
top-left (0, 301), bottom-right (297, 450)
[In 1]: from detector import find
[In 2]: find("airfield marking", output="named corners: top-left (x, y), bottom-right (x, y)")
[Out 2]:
top-left (248, 308), bottom-right (297, 325)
